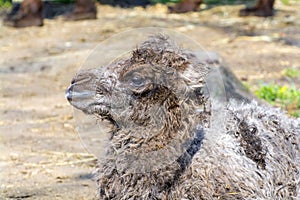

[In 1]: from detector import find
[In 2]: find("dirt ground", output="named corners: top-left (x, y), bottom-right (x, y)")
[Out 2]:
top-left (0, 1), bottom-right (299, 199)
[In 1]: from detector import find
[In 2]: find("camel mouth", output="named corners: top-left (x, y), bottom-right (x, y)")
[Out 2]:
top-left (90, 103), bottom-right (111, 117)
top-left (65, 80), bottom-right (118, 126)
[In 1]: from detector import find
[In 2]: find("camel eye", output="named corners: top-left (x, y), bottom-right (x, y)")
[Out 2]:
top-left (194, 87), bottom-right (204, 96)
top-left (131, 76), bottom-right (145, 87)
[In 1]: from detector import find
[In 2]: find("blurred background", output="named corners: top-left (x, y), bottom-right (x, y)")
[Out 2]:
top-left (0, 0), bottom-right (299, 199)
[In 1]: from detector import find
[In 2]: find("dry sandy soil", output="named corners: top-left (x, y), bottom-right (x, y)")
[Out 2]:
top-left (0, 1), bottom-right (299, 199)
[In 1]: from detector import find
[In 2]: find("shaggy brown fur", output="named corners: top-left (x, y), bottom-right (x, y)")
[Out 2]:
top-left (66, 35), bottom-right (299, 199)
top-left (169, 0), bottom-right (275, 17)
top-left (3, 0), bottom-right (43, 28)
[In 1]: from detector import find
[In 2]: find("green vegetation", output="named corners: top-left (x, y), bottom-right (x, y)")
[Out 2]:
top-left (281, 0), bottom-right (290, 4)
top-left (255, 84), bottom-right (300, 117)
top-left (0, 0), bottom-right (11, 8)
top-left (280, 0), bottom-right (300, 5)
top-left (284, 67), bottom-right (300, 78)
top-left (254, 67), bottom-right (299, 117)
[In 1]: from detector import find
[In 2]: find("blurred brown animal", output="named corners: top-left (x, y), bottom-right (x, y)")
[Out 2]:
top-left (239, 0), bottom-right (275, 17)
top-left (64, 0), bottom-right (97, 21)
top-left (3, 0), bottom-right (97, 28)
top-left (3, 0), bottom-right (43, 28)
top-left (168, 0), bottom-right (203, 13)
top-left (169, 0), bottom-right (275, 17)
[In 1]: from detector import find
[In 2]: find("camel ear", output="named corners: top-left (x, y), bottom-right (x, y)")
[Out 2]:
top-left (180, 51), bottom-right (219, 88)
top-left (180, 62), bottom-right (210, 88)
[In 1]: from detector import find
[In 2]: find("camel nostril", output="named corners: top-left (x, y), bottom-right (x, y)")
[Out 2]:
top-left (65, 84), bottom-right (74, 102)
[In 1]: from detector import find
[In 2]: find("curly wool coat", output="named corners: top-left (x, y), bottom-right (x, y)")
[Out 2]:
top-left (66, 35), bottom-right (300, 200)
